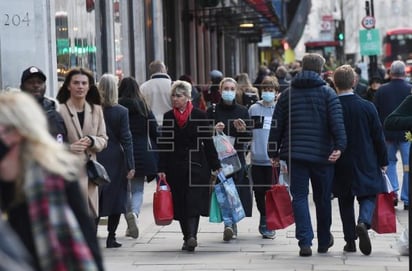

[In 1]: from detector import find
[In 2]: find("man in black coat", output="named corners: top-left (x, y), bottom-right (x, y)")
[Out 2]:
top-left (374, 60), bottom-right (411, 210)
top-left (333, 65), bottom-right (388, 256)
top-left (20, 66), bottom-right (67, 142)
top-left (268, 53), bottom-right (347, 257)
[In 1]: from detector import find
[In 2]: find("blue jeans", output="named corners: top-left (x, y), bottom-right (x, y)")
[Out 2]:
top-left (289, 160), bottom-right (334, 248)
top-left (128, 176), bottom-right (145, 215)
top-left (386, 140), bottom-right (409, 204)
top-left (338, 195), bottom-right (375, 242)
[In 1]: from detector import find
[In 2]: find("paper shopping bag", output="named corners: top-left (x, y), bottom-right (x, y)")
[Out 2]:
top-left (265, 184), bottom-right (295, 230)
top-left (214, 172), bottom-right (245, 225)
top-left (153, 177), bottom-right (174, 225)
top-left (371, 192), bottom-right (396, 234)
top-left (209, 190), bottom-right (222, 223)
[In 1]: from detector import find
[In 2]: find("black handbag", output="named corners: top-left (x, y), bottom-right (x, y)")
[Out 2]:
top-left (86, 158), bottom-right (111, 186)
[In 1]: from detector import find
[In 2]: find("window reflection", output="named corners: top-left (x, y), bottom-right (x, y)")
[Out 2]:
top-left (55, 0), bottom-right (97, 81)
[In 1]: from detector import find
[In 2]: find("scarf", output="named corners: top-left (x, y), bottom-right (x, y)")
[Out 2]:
top-left (25, 163), bottom-right (98, 271)
top-left (173, 101), bottom-right (193, 128)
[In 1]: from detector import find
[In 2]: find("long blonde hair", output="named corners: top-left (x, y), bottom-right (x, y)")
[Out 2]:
top-left (98, 73), bottom-right (118, 107)
top-left (0, 91), bottom-right (80, 181)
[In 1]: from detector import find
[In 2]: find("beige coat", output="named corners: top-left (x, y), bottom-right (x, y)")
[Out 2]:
top-left (59, 100), bottom-right (108, 217)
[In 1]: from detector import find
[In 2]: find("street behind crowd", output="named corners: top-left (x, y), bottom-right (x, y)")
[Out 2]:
top-left (98, 164), bottom-right (408, 271)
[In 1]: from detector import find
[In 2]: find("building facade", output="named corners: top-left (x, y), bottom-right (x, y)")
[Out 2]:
top-left (0, 0), bottom-right (299, 97)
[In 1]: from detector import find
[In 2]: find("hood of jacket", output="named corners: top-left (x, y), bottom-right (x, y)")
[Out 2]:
top-left (291, 70), bottom-right (326, 89)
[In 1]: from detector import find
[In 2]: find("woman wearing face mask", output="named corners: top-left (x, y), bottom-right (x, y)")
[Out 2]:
top-left (206, 77), bottom-right (253, 242)
top-left (248, 76), bottom-right (279, 239)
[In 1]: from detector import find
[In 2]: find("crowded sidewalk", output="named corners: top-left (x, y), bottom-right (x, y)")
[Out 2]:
top-left (98, 179), bottom-right (408, 271)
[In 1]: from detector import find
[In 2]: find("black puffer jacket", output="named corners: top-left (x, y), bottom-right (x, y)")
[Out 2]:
top-left (41, 97), bottom-right (67, 141)
top-left (268, 70), bottom-right (347, 164)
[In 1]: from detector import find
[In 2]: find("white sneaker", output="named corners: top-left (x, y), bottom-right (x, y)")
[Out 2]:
top-left (125, 212), bottom-right (139, 239)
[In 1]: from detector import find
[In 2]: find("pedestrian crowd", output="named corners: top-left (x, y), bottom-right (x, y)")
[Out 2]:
top-left (0, 55), bottom-right (410, 270)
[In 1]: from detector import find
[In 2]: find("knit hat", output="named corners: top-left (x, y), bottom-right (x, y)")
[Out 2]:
top-left (210, 70), bottom-right (223, 80)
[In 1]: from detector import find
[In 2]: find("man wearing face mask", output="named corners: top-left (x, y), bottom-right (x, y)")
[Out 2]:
top-left (248, 76), bottom-right (279, 239)
top-left (20, 66), bottom-right (67, 142)
top-left (206, 77), bottom-right (253, 241)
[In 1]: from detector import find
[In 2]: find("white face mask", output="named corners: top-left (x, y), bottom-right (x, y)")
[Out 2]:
top-left (221, 90), bottom-right (236, 102)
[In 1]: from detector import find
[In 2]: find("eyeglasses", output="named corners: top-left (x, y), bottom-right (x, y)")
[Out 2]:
top-left (171, 93), bottom-right (185, 98)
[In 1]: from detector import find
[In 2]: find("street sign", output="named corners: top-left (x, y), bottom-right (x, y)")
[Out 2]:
top-left (361, 16), bottom-right (376, 29)
top-left (359, 29), bottom-right (382, 56)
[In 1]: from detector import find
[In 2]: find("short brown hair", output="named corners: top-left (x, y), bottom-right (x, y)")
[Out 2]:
top-left (333, 65), bottom-right (355, 91)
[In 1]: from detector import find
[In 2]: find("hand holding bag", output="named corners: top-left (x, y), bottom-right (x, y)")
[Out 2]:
top-left (213, 131), bottom-right (242, 176)
top-left (86, 158), bottom-right (111, 186)
top-left (153, 176), bottom-right (174, 225)
top-left (214, 172), bottom-right (245, 225)
top-left (371, 171), bottom-right (396, 234)
top-left (265, 166), bottom-right (294, 230)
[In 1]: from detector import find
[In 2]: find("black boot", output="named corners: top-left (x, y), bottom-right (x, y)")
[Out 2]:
top-left (179, 220), bottom-right (189, 250)
top-left (106, 215), bottom-right (122, 248)
top-left (106, 234), bottom-right (121, 248)
top-left (186, 216), bottom-right (199, 252)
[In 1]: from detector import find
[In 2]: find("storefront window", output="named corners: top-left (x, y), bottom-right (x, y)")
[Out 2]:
top-left (55, 0), bottom-right (97, 81)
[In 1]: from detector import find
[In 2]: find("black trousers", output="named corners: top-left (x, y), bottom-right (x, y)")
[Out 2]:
top-left (179, 215), bottom-right (200, 241)
top-left (251, 165), bottom-right (273, 216)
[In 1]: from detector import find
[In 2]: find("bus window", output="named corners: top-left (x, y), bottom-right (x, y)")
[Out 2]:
top-left (382, 28), bottom-right (412, 70)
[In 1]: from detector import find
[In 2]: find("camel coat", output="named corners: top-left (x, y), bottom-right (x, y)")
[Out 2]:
top-left (59, 100), bottom-right (108, 217)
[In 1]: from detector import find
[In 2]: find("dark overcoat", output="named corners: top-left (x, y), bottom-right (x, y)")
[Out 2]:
top-left (158, 108), bottom-right (221, 220)
top-left (97, 105), bottom-right (134, 216)
top-left (333, 94), bottom-right (388, 197)
top-left (118, 97), bottom-right (159, 178)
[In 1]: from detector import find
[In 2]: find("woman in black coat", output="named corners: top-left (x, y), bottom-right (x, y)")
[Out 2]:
top-left (96, 74), bottom-right (135, 248)
top-left (206, 77), bottom-right (253, 242)
top-left (158, 80), bottom-right (221, 252)
top-left (118, 77), bottom-right (159, 238)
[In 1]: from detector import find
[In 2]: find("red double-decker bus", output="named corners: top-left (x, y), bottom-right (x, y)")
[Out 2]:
top-left (382, 28), bottom-right (412, 74)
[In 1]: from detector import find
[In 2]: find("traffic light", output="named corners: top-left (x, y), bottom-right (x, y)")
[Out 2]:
top-left (338, 32), bottom-right (344, 41)
top-left (335, 20), bottom-right (345, 42)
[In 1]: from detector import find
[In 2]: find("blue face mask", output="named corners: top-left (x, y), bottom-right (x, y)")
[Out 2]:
top-left (261, 91), bottom-right (275, 102)
top-left (221, 90), bottom-right (236, 102)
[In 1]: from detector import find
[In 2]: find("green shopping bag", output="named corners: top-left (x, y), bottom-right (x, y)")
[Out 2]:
top-left (209, 190), bottom-right (222, 223)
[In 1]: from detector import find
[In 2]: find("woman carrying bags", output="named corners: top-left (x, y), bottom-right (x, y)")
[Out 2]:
top-left (206, 77), bottom-right (253, 241)
top-left (157, 80), bottom-right (221, 252)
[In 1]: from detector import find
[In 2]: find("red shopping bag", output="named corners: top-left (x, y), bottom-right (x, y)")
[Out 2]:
top-left (153, 176), bottom-right (174, 225)
top-left (371, 192), bottom-right (396, 234)
top-left (266, 166), bottom-right (295, 230)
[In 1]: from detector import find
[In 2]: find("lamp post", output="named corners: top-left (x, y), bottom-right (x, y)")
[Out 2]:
top-left (365, 0), bottom-right (378, 79)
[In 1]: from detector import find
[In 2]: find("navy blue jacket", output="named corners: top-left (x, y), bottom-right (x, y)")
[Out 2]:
top-left (333, 94), bottom-right (388, 197)
top-left (268, 70), bottom-right (347, 164)
top-left (374, 79), bottom-right (411, 141)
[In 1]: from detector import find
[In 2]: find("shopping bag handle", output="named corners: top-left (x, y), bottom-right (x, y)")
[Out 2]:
top-left (272, 165), bottom-right (279, 185)
top-left (157, 176), bottom-right (170, 191)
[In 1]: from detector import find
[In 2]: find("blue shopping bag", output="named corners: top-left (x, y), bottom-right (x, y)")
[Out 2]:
top-left (214, 172), bottom-right (245, 225)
